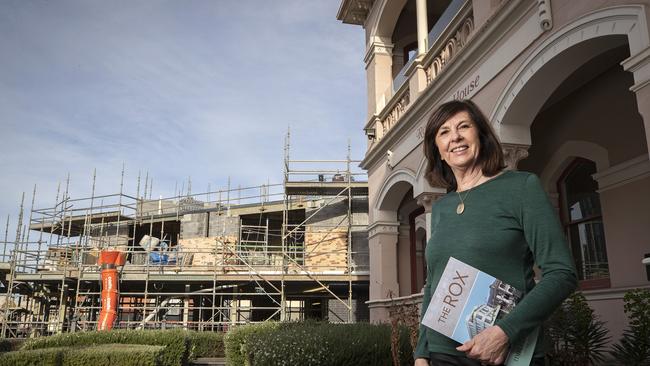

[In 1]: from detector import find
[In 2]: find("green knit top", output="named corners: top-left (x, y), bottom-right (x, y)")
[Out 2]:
top-left (414, 170), bottom-right (577, 359)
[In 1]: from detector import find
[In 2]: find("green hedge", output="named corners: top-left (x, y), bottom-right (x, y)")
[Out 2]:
top-left (224, 322), bottom-right (279, 366)
top-left (0, 347), bottom-right (64, 366)
top-left (63, 344), bottom-right (164, 366)
top-left (0, 339), bottom-right (25, 353)
top-left (20, 330), bottom-right (188, 366)
top-left (225, 322), bottom-right (413, 366)
top-left (187, 331), bottom-right (225, 359)
top-left (0, 344), bottom-right (164, 366)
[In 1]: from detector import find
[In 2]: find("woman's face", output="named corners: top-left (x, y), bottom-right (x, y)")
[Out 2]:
top-left (434, 111), bottom-right (481, 172)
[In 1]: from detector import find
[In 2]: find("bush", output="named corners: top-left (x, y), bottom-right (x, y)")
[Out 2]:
top-left (546, 292), bottom-right (610, 366)
top-left (62, 344), bottom-right (164, 366)
top-left (0, 347), bottom-right (64, 366)
top-left (225, 321), bottom-right (412, 366)
top-left (0, 344), bottom-right (164, 366)
top-left (0, 339), bottom-right (26, 353)
top-left (610, 289), bottom-right (650, 365)
top-left (187, 331), bottom-right (225, 359)
top-left (20, 329), bottom-right (189, 366)
top-left (224, 322), bottom-right (279, 366)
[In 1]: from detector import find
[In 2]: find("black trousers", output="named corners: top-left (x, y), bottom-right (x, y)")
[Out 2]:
top-left (428, 353), bottom-right (546, 366)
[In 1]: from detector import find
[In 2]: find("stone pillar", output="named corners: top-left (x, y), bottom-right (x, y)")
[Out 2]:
top-left (367, 220), bottom-right (399, 322)
top-left (622, 45), bottom-right (650, 160)
top-left (502, 143), bottom-right (530, 170)
top-left (416, 0), bottom-right (429, 55)
top-left (365, 39), bottom-right (394, 117)
top-left (415, 192), bottom-right (437, 213)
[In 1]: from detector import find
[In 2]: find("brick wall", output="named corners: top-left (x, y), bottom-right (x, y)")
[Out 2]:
top-left (304, 227), bottom-right (348, 273)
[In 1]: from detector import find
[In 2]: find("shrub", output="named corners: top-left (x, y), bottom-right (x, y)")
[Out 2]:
top-left (0, 339), bottom-right (26, 353)
top-left (0, 347), bottom-right (64, 366)
top-left (610, 289), bottom-right (650, 365)
top-left (546, 292), bottom-right (610, 366)
top-left (224, 322), bottom-right (279, 366)
top-left (0, 344), bottom-right (164, 366)
top-left (238, 321), bottom-right (412, 366)
top-left (187, 331), bottom-right (225, 359)
top-left (20, 329), bottom-right (189, 366)
top-left (62, 344), bottom-right (164, 366)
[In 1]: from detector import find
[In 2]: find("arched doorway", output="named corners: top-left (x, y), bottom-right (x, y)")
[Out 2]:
top-left (516, 40), bottom-right (648, 290)
top-left (492, 6), bottom-right (650, 342)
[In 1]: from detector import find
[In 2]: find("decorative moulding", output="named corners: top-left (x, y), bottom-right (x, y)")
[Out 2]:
top-left (367, 221), bottom-right (400, 239)
top-left (582, 284), bottom-right (650, 301)
top-left (593, 154), bottom-right (650, 192)
top-left (363, 40), bottom-right (393, 67)
top-left (366, 291), bottom-right (424, 308)
top-left (337, 0), bottom-right (375, 26)
top-left (537, 0), bottom-right (552, 30)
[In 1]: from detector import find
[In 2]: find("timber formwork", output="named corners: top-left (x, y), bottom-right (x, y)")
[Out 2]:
top-left (0, 143), bottom-right (369, 338)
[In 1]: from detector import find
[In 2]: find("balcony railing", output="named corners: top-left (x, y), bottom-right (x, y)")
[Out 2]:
top-left (370, 0), bottom-right (475, 144)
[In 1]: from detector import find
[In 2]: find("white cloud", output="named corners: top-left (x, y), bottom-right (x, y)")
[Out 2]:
top-left (0, 0), bottom-right (367, 234)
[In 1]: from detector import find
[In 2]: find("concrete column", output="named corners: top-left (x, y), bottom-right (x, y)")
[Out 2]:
top-left (414, 190), bottom-right (446, 243)
top-left (415, 192), bottom-right (437, 213)
top-left (416, 0), bottom-right (429, 55)
top-left (365, 39), bottom-right (394, 117)
top-left (502, 143), bottom-right (530, 170)
top-left (367, 220), bottom-right (399, 322)
top-left (622, 45), bottom-right (650, 160)
top-left (407, 60), bottom-right (428, 104)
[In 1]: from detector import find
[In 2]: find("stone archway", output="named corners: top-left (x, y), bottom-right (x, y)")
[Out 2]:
top-left (488, 5), bottom-right (650, 343)
top-left (367, 169), bottom-right (416, 321)
top-left (369, 0), bottom-right (409, 41)
top-left (491, 5), bottom-right (650, 147)
top-left (374, 168), bottom-right (416, 212)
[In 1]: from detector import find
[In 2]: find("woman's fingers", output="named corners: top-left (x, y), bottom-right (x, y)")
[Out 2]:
top-left (457, 325), bottom-right (509, 364)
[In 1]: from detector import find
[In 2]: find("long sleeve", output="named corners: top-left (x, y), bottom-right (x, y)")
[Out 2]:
top-left (495, 174), bottom-right (578, 344)
top-left (414, 280), bottom-right (432, 358)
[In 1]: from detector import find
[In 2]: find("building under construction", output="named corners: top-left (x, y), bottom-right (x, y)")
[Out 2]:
top-left (0, 139), bottom-right (369, 338)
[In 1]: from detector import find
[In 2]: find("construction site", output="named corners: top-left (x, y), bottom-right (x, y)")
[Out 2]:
top-left (0, 137), bottom-right (370, 338)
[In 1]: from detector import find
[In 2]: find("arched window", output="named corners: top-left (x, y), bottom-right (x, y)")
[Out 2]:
top-left (409, 207), bottom-right (426, 294)
top-left (558, 158), bottom-right (610, 289)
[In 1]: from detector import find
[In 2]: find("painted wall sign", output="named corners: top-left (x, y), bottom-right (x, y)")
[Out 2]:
top-left (452, 75), bottom-right (481, 101)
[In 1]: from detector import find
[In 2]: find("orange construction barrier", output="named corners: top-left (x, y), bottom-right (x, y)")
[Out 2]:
top-left (97, 251), bottom-right (125, 331)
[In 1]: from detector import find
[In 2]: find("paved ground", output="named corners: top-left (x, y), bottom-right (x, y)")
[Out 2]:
top-left (190, 357), bottom-right (227, 366)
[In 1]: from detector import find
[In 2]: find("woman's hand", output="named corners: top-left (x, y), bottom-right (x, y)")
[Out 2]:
top-left (414, 358), bottom-right (429, 366)
top-left (456, 325), bottom-right (509, 365)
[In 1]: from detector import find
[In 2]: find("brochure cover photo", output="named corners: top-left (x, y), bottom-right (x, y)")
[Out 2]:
top-left (421, 257), bottom-right (537, 366)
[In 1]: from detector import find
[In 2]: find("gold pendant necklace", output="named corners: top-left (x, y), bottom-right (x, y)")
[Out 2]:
top-left (456, 201), bottom-right (465, 215)
top-left (456, 174), bottom-right (482, 215)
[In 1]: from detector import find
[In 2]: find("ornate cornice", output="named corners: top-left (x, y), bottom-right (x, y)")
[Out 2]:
top-left (363, 40), bottom-right (393, 66)
top-left (367, 221), bottom-right (399, 239)
top-left (621, 45), bottom-right (650, 93)
top-left (592, 154), bottom-right (650, 192)
top-left (502, 143), bottom-right (530, 170)
top-left (537, 0), bottom-right (553, 30)
top-left (337, 0), bottom-right (375, 26)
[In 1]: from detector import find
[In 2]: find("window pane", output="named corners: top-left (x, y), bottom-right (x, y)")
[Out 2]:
top-left (564, 160), bottom-right (601, 220)
top-left (568, 220), bottom-right (609, 280)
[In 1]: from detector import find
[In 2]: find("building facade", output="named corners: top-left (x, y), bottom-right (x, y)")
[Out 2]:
top-left (338, 0), bottom-right (650, 343)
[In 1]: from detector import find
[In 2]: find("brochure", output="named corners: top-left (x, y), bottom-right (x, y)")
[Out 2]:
top-left (421, 257), bottom-right (537, 366)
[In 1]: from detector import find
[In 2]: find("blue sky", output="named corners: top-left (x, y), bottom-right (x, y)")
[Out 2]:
top-left (0, 1), bottom-right (366, 233)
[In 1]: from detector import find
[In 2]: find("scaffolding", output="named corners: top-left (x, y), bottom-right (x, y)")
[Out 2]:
top-left (0, 139), bottom-right (369, 338)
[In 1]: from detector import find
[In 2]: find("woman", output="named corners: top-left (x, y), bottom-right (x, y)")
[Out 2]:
top-left (414, 100), bottom-right (577, 366)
